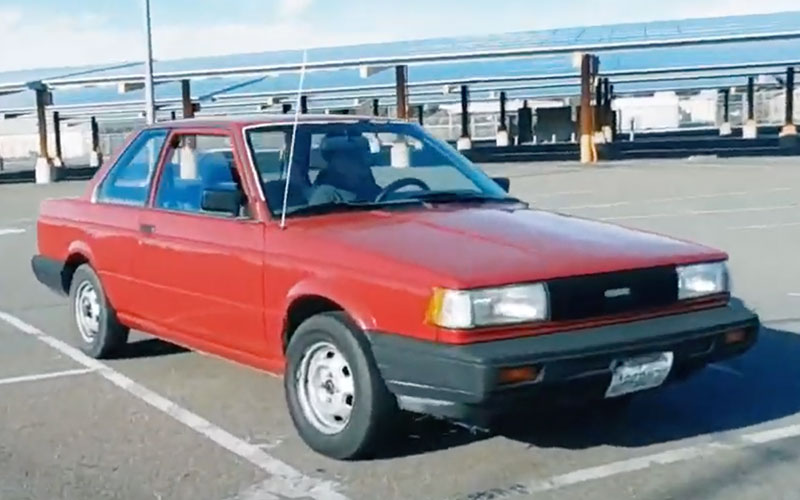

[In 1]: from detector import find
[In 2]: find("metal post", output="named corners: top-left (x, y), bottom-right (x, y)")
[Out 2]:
top-left (457, 85), bottom-right (472, 150)
top-left (723, 89), bottom-right (730, 122)
top-left (395, 65), bottom-right (408, 120)
top-left (719, 88), bottom-right (732, 136)
top-left (170, 110), bottom-right (176, 121)
top-left (372, 98), bottom-right (380, 117)
top-left (607, 83), bottom-right (615, 142)
top-left (142, 0), bottom-right (156, 124)
top-left (282, 103), bottom-right (292, 114)
top-left (595, 77), bottom-right (604, 133)
top-left (52, 111), bottom-right (63, 166)
top-left (496, 91), bottom-right (510, 146)
top-left (744, 76), bottom-right (758, 138)
top-left (785, 67), bottom-right (795, 127)
top-left (35, 88), bottom-right (49, 163)
top-left (417, 105), bottom-right (424, 125)
top-left (33, 86), bottom-right (54, 183)
top-left (781, 67), bottom-right (797, 139)
top-left (300, 95), bottom-right (309, 114)
top-left (579, 53), bottom-right (596, 163)
top-left (460, 85), bottom-right (469, 137)
top-left (181, 79), bottom-right (194, 119)
top-left (499, 91), bottom-right (507, 131)
top-left (90, 116), bottom-right (102, 167)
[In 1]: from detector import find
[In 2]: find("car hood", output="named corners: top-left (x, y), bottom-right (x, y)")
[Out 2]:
top-left (298, 206), bottom-right (726, 288)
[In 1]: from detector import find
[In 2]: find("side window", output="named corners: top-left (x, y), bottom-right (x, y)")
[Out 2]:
top-left (96, 129), bottom-right (168, 205)
top-left (154, 133), bottom-right (248, 217)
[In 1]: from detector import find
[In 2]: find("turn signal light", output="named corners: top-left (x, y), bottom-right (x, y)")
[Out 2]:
top-left (724, 329), bottom-right (747, 345)
top-left (498, 366), bottom-right (541, 385)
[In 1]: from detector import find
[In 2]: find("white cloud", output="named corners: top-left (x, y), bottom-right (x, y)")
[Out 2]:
top-left (279, 0), bottom-right (313, 18)
top-left (673, 0), bottom-right (800, 19)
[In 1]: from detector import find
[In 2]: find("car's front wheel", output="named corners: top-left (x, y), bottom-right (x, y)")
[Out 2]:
top-left (284, 312), bottom-right (400, 460)
top-left (68, 263), bottom-right (129, 359)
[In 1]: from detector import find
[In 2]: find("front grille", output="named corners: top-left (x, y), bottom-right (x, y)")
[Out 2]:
top-left (547, 266), bottom-right (678, 322)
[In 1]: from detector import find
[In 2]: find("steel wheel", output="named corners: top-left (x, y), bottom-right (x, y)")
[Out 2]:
top-left (296, 341), bottom-right (355, 435)
top-left (74, 280), bottom-right (101, 343)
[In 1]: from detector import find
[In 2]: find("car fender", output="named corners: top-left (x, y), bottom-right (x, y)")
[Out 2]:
top-left (285, 276), bottom-right (378, 332)
top-left (66, 239), bottom-right (96, 267)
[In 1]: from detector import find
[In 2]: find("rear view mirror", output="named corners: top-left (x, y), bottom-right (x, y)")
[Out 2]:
top-left (492, 177), bottom-right (510, 192)
top-left (201, 188), bottom-right (243, 216)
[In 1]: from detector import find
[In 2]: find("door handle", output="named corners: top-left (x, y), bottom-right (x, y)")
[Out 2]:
top-left (140, 223), bottom-right (155, 235)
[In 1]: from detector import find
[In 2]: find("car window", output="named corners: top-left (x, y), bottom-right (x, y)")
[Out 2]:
top-left (96, 129), bottom-right (168, 206)
top-left (153, 133), bottom-right (248, 217)
top-left (246, 122), bottom-right (508, 217)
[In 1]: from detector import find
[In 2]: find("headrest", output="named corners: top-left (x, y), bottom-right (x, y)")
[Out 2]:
top-left (319, 134), bottom-right (371, 163)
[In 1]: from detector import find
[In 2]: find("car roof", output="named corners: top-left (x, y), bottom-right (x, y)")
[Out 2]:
top-left (153, 113), bottom-right (398, 129)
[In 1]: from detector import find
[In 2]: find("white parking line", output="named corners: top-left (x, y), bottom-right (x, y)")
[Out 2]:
top-left (0, 311), bottom-right (348, 500)
top-left (0, 367), bottom-right (96, 387)
top-left (531, 190), bottom-right (594, 199)
top-left (731, 221), bottom-right (800, 230)
top-left (789, 293), bottom-right (800, 298)
top-left (0, 228), bottom-right (25, 236)
top-left (559, 188), bottom-right (793, 212)
top-left (459, 423), bottom-right (800, 499)
top-left (602, 204), bottom-right (798, 221)
top-left (558, 201), bottom-right (630, 210)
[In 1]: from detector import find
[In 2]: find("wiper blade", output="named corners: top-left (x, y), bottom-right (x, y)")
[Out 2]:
top-left (410, 191), bottom-right (525, 204)
top-left (284, 199), bottom-right (422, 217)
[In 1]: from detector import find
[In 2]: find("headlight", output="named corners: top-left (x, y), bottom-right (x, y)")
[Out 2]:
top-left (677, 261), bottom-right (729, 299)
top-left (427, 283), bottom-right (548, 329)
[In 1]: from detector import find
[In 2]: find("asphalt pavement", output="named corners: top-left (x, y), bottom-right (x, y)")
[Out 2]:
top-left (1, 156), bottom-right (800, 500)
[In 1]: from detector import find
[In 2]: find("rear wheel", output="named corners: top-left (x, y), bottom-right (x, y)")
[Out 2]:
top-left (68, 264), bottom-right (129, 359)
top-left (284, 312), bottom-right (400, 460)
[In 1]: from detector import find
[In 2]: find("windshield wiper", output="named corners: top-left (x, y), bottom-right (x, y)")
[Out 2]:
top-left (284, 199), bottom-right (423, 217)
top-left (409, 191), bottom-right (526, 205)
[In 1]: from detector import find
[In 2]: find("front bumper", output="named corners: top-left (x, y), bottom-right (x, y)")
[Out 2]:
top-left (366, 298), bottom-right (759, 424)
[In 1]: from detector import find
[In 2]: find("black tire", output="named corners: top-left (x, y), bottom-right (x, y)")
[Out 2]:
top-left (284, 311), bottom-right (400, 460)
top-left (68, 263), bottom-right (129, 359)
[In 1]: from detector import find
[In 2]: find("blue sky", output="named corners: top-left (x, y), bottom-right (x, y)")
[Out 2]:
top-left (0, 0), bottom-right (798, 71)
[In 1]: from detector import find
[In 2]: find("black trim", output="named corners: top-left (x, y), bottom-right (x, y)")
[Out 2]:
top-left (31, 255), bottom-right (68, 296)
top-left (366, 298), bottom-right (760, 423)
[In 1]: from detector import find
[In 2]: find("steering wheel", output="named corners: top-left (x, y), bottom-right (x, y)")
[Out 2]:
top-left (375, 178), bottom-right (431, 202)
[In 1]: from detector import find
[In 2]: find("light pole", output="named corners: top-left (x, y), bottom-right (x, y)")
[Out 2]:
top-left (143, 0), bottom-right (156, 124)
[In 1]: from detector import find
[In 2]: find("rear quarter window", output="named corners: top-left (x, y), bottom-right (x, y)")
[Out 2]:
top-left (96, 129), bottom-right (168, 206)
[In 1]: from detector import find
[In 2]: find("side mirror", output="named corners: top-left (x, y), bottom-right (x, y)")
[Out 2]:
top-left (492, 176), bottom-right (510, 193)
top-left (201, 188), bottom-right (243, 216)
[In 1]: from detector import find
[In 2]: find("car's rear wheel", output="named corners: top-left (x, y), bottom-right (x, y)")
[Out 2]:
top-left (69, 264), bottom-right (129, 359)
top-left (284, 311), bottom-right (400, 460)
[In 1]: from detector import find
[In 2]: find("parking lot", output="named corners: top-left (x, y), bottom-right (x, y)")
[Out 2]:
top-left (2, 156), bottom-right (800, 500)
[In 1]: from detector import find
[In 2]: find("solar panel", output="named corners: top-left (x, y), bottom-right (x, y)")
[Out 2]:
top-left (0, 11), bottom-right (799, 111)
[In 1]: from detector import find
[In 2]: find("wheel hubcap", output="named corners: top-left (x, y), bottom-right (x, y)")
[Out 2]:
top-left (74, 281), bottom-right (101, 343)
top-left (296, 341), bottom-right (355, 435)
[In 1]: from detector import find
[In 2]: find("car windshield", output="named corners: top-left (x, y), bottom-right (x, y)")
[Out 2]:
top-left (245, 120), bottom-right (518, 217)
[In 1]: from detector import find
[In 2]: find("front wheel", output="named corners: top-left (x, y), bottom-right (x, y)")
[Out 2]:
top-left (284, 312), bottom-right (400, 460)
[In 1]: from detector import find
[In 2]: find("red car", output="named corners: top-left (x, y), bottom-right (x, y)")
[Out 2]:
top-left (32, 115), bottom-right (759, 460)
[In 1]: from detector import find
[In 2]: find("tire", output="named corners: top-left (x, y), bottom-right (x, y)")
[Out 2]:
top-left (284, 311), bottom-right (400, 460)
top-left (68, 263), bottom-right (129, 359)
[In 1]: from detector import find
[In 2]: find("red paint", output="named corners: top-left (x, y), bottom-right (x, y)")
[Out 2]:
top-left (35, 117), bottom-right (730, 375)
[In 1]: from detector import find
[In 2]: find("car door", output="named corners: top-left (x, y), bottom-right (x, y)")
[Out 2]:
top-left (90, 127), bottom-right (170, 314)
top-left (133, 129), bottom-right (266, 356)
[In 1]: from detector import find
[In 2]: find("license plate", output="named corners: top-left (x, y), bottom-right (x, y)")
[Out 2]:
top-left (605, 351), bottom-right (674, 398)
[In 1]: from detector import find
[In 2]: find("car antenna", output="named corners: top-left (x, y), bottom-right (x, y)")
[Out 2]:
top-left (280, 48), bottom-right (308, 229)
